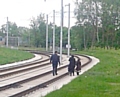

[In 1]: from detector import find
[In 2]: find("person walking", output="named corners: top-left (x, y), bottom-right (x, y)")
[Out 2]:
top-left (50, 51), bottom-right (60, 76)
top-left (68, 55), bottom-right (76, 76)
top-left (75, 58), bottom-right (81, 75)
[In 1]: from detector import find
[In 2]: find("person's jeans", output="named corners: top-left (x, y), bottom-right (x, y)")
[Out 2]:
top-left (52, 64), bottom-right (58, 76)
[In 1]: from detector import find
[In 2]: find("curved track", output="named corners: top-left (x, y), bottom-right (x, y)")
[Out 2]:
top-left (0, 51), bottom-right (92, 97)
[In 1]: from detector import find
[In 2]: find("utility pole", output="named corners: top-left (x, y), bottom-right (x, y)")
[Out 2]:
top-left (6, 17), bottom-right (8, 47)
top-left (53, 10), bottom-right (55, 54)
top-left (46, 14), bottom-right (48, 51)
top-left (60, 0), bottom-right (63, 63)
top-left (67, 3), bottom-right (70, 57)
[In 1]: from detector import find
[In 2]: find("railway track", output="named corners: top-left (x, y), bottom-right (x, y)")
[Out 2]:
top-left (0, 51), bottom-right (92, 97)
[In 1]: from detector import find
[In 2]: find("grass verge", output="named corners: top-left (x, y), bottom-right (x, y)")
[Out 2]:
top-left (0, 47), bottom-right (34, 65)
top-left (45, 49), bottom-right (120, 97)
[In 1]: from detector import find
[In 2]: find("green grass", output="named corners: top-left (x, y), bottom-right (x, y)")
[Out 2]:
top-left (45, 49), bottom-right (120, 97)
top-left (0, 47), bottom-right (34, 65)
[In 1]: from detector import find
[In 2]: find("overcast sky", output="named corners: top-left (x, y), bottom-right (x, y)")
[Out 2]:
top-left (0, 0), bottom-right (78, 28)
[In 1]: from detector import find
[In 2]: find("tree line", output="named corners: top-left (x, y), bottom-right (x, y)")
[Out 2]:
top-left (0, 14), bottom-right (68, 49)
top-left (73, 0), bottom-right (120, 50)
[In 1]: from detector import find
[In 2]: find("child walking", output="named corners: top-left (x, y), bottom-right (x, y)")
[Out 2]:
top-left (76, 58), bottom-right (81, 75)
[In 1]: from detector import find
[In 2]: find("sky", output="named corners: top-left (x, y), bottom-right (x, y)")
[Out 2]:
top-left (0, 0), bottom-right (78, 28)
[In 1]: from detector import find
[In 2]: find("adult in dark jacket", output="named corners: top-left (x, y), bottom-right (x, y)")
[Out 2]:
top-left (50, 51), bottom-right (60, 76)
top-left (68, 55), bottom-right (76, 76)
top-left (75, 58), bottom-right (81, 75)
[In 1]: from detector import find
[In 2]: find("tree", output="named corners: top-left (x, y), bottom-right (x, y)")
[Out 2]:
top-left (30, 13), bottom-right (46, 47)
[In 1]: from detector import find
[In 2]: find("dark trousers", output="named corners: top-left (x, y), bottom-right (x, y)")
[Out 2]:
top-left (68, 66), bottom-right (75, 76)
top-left (76, 72), bottom-right (79, 75)
top-left (70, 71), bottom-right (74, 76)
top-left (52, 64), bottom-right (58, 76)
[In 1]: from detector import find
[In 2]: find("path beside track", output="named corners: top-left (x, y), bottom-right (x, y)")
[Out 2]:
top-left (28, 55), bottom-right (100, 97)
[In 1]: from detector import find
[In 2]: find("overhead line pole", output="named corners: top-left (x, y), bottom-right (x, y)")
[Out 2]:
top-left (53, 10), bottom-right (55, 54)
top-left (67, 3), bottom-right (70, 57)
top-left (46, 14), bottom-right (48, 51)
top-left (60, 0), bottom-right (63, 63)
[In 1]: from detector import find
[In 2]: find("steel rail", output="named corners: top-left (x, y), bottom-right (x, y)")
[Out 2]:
top-left (0, 54), bottom-right (92, 97)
